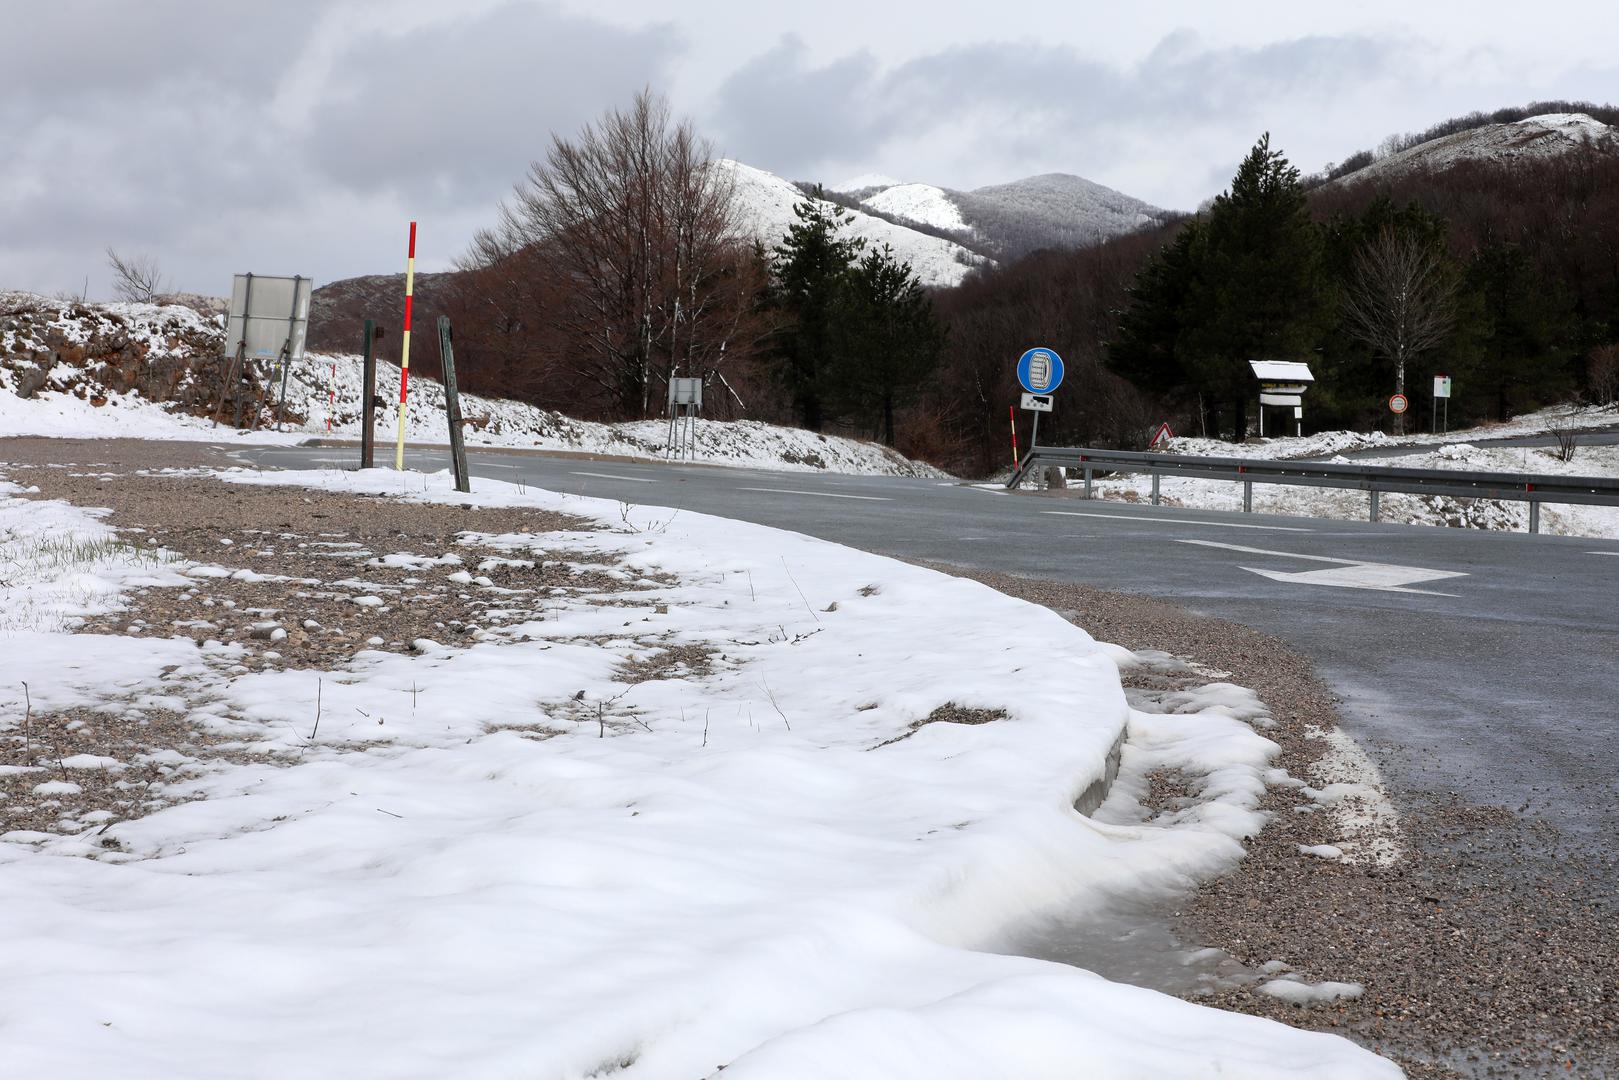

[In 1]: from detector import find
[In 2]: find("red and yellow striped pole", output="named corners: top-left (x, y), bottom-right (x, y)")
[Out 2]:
top-left (394, 220), bottom-right (417, 470)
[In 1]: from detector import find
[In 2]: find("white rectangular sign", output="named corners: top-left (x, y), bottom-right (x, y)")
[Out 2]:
top-left (668, 377), bottom-right (703, 407)
top-left (225, 274), bottom-right (312, 361)
top-left (1020, 393), bottom-right (1053, 413)
top-left (1433, 375), bottom-right (1452, 399)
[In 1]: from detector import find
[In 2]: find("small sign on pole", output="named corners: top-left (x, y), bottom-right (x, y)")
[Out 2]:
top-left (1389, 393), bottom-right (1410, 415)
top-left (1020, 392), bottom-right (1053, 413)
top-left (1149, 422), bottom-right (1174, 449)
top-left (1433, 375), bottom-right (1451, 434)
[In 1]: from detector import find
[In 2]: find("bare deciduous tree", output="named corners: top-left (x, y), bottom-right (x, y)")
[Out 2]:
top-left (1588, 343), bottom-right (1619, 407)
top-left (105, 247), bottom-right (168, 304)
top-left (466, 90), bottom-right (770, 418)
top-left (1341, 227), bottom-right (1458, 430)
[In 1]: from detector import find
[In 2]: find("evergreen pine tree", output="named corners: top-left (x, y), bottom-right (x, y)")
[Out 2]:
top-left (772, 192), bottom-right (865, 431)
top-left (1181, 134), bottom-right (1331, 438)
top-left (827, 245), bottom-right (945, 445)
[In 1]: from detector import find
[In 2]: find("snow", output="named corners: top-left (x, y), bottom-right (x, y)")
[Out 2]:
top-left (1083, 408), bottom-right (1619, 538)
top-left (717, 159), bottom-right (987, 288)
top-left (1257, 979), bottom-right (1365, 1006)
top-left (863, 183), bottom-right (971, 234)
top-left (1, 293), bottom-right (947, 478)
top-left (0, 463), bottom-right (1397, 1077)
top-left (832, 172), bottom-right (904, 193)
top-left (1339, 112), bottom-right (1618, 186)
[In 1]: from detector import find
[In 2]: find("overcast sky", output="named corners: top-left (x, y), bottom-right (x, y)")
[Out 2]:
top-left (5, 0), bottom-right (1616, 298)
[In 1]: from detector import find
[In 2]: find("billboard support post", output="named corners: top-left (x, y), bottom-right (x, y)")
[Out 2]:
top-left (214, 272), bottom-right (252, 428)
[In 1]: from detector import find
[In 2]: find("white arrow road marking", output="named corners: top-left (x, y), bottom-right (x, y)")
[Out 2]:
top-left (1043, 510), bottom-right (1311, 532)
top-left (1174, 539), bottom-right (1468, 595)
top-left (737, 487), bottom-right (890, 501)
top-left (571, 471), bottom-right (657, 483)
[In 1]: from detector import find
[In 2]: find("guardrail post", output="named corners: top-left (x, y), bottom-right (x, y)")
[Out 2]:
top-left (1151, 473), bottom-right (1160, 506)
top-left (1242, 479), bottom-right (1252, 513)
top-left (1083, 466), bottom-right (1093, 500)
top-left (1370, 489), bottom-right (1380, 523)
top-left (1529, 500), bottom-right (1540, 534)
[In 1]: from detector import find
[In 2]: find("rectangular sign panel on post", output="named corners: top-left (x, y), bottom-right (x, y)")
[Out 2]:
top-left (1020, 393), bottom-right (1053, 412)
top-left (1434, 375), bottom-right (1452, 398)
top-left (225, 274), bottom-right (311, 361)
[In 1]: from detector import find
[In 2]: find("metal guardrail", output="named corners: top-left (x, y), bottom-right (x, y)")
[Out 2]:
top-left (1007, 446), bottom-right (1619, 534)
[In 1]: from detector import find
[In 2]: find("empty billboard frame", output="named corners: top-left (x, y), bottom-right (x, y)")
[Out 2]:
top-left (225, 273), bottom-right (312, 361)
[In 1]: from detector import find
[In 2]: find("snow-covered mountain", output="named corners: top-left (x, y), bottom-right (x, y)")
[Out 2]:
top-left (717, 160), bottom-right (986, 288)
top-left (1334, 112), bottom-right (1619, 186)
top-left (831, 172), bottom-right (1163, 260)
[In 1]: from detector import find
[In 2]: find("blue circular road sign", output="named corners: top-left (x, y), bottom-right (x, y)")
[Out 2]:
top-left (1016, 347), bottom-right (1064, 395)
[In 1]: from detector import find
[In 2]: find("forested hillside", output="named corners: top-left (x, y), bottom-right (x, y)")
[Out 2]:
top-left (910, 107), bottom-right (1619, 474)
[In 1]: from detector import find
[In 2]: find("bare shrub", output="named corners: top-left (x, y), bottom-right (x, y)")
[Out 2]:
top-left (105, 248), bottom-right (168, 304)
top-left (1548, 404), bottom-right (1582, 462)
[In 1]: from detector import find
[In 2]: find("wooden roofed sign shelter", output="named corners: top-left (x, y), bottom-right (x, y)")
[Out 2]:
top-left (1250, 360), bottom-right (1314, 438)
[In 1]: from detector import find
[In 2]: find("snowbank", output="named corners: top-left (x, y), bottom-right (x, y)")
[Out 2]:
top-left (1095, 412), bottom-right (1619, 537)
top-left (0, 292), bottom-right (945, 477)
top-left (0, 466), bottom-right (1395, 1077)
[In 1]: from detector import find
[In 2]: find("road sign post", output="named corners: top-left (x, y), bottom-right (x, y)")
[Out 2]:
top-left (1015, 348), bottom-right (1063, 486)
top-left (1433, 375), bottom-right (1452, 434)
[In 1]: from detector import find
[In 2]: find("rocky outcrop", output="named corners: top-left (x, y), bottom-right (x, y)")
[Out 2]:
top-left (0, 295), bottom-right (284, 425)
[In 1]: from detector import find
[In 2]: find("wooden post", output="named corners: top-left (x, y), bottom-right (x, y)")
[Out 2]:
top-left (438, 316), bottom-right (470, 494)
top-left (360, 319), bottom-right (378, 469)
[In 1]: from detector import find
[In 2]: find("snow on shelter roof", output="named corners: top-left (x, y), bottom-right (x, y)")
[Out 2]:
top-left (1249, 361), bottom-right (1315, 383)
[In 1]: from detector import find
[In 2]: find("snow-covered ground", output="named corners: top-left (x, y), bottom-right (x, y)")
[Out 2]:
top-left (1, 294), bottom-right (946, 477)
top-left (1072, 408), bottom-right (1619, 538)
top-left (282, 353), bottom-right (949, 477)
top-left (0, 466), bottom-right (1396, 1077)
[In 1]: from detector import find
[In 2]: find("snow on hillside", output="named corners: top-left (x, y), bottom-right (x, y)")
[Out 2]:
top-left (284, 353), bottom-right (949, 477)
top-left (956, 174), bottom-right (1162, 253)
top-left (835, 172), bottom-right (1164, 259)
top-left (833, 172), bottom-right (903, 195)
top-left (862, 183), bottom-right (971, 234)
top-left (1337, 112), bottom-right (1619, 185)
top-left (0, 462), bottom-right (1397, 1078)
top-left (718, 160), bottom-right (987, 287)
top-left (0, 294), bottom-right (945, 477)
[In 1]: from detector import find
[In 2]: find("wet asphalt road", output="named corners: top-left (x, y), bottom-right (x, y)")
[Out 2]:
top-left (236, 442), bottom-right (1619, 853)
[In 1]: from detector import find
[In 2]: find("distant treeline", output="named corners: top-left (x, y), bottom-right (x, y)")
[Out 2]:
top-left (904, 121), bottom-right (1619, 476)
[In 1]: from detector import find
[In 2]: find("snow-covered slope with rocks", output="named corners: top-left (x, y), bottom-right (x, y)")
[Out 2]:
top-left (0, 294), bottom-right (946, 477)
top-left (720, 160), bottom-right (986, 287)
top-left (1335, 112), bottom-right (1619, 186)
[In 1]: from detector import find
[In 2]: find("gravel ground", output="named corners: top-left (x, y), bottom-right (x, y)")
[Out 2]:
top-left (921, 562), bottom-right (1619, 1079)
top-left (4, 439), bottom-right (1613, 1076)
top-left (0, 438), bottom-right (670, 839)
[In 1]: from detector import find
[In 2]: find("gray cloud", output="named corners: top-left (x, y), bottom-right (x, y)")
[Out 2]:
top-left (0, 2), bottom-right (682, 296)
top-left (711, 31), bottom-right (1421, 198)
top-left (302, 5), bottom-right (681, 205)
top-left (3, 4), bottom-right (1615, 299)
